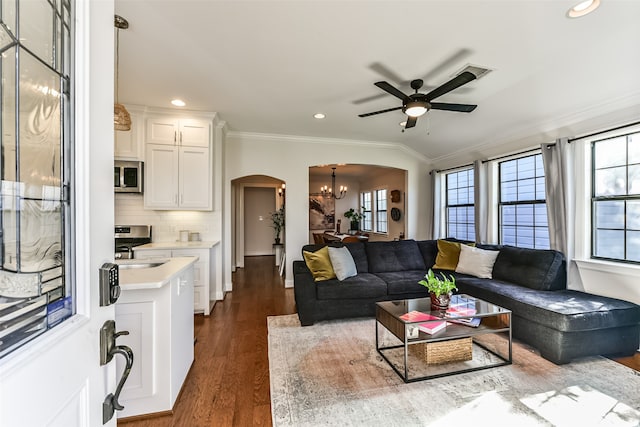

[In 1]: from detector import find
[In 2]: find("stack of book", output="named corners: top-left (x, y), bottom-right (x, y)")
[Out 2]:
top-left (400, 310), bottom-right (447, 335)
top-left (445, 305), bottom-right (481, 327)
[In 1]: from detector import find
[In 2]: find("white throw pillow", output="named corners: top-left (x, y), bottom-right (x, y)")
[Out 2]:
top-left (455, 245), bottom-right (499, 279)
top-left (327, 246), bottom-right (357, 281)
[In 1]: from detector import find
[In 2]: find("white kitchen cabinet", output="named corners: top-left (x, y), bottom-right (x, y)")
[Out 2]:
top-left (146, 117), bottom-right (210, 148)
top-left (135, 247), bottom-right (215, 315)
top-left (144, 143), bottom-right (211, 210)
top-left (115, 107), bottom-right (144, 160)
top-left (115, 261), bottom-right (195, 419)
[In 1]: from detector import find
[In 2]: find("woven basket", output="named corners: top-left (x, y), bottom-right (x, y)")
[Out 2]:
top-left (409, 337), bottom-right (473, 365)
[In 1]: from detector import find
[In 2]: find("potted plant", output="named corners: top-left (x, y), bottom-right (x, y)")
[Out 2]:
top-left (270, 207), bottom-right (285, 244)
top-left (344, 208), bottom-right (364, 231)
top-left (418, 269), bottom-right (457, 310)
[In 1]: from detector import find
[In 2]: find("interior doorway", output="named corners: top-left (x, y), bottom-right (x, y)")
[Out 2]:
top-left (244, 187), bottom-right (276, 256)
top-left (231, 175), bottom-right (285, 270)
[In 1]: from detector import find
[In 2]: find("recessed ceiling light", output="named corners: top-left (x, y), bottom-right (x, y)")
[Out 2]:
top-left (567, 0), bottom-right (600, 18)
top-left (313, 113), bottom-right (326, 119)
top-left (171, 99), bottom-right (186, 107)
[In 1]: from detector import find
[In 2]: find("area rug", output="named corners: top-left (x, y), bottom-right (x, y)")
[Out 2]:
top-left (268, 314), bottom-right (640, 426)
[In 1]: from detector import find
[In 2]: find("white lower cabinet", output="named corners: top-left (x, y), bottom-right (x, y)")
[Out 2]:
top-left (136, 248), bottom-right (213, 315)
top-left (115, 264), bottom-right (194, 419)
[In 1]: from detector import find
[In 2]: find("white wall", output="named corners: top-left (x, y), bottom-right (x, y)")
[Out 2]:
top-left (224, 133), bottom-right (431, 288)
top-left (360, 168), bottom-right (407, 241)
top-left (115, 194), bottom-right (221, 243)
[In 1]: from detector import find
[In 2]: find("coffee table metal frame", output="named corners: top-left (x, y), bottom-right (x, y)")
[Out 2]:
top-left (376, 294), bottom-right (512, 383)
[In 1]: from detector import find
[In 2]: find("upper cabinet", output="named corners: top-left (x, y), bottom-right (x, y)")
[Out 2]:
top-left (115, 106), bottom-right (144, 160)
top-left (144, 114), bottom-right (214, 211)
top-left (146, 117), bottom-right (210, 148)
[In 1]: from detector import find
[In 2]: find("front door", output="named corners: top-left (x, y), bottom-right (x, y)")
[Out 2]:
top-left (0, 1), bottom-right (119, 425)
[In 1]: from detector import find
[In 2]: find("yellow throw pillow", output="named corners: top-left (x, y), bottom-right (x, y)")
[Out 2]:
top-left (303, 246), bottom-right (336, 281)
top-left (432, 240), bottom-right (475, 271)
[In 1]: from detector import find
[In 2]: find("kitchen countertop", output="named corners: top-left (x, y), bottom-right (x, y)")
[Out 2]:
top-left (133, 240), bottom-right (220, 250)
top-left (116, 257), bottom-right (198, 290)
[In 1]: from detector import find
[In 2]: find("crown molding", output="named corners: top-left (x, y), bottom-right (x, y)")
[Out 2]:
top-left (226, 131), bottom-right (430, 162)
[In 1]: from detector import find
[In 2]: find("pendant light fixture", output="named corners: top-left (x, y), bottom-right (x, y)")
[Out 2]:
top-left (114, 15), bottom-right (131, 131)
top-left (320, 167), bottom-right (347, 199)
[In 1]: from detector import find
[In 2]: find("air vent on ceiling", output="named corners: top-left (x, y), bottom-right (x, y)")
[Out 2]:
top-left (453, 64), bottom-right (493, 80)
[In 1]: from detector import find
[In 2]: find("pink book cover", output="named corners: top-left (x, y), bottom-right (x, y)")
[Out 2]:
top-left (417, 319), bottom-right (447, 335)
top-left (400, 310), bottom-right (441, 322)
top-left (446, 305), bottom-right (477, 318)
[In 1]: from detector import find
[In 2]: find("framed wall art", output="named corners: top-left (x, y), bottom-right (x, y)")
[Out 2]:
top-left (309, 193), bottom-right (335, 230)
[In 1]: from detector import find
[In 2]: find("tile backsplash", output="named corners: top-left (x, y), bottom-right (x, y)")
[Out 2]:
top-left (115, 194), bottom-right (221, 242)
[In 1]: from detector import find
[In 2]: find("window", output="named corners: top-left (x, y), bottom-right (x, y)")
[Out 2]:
top-left (0, 0), bottom-right (74, 357)
top-left (499, 154), bottom-right (549, 249)
top-left (375, 189), bottom-right (388, 233)
top-left (592, 132), bottom-right (640, 262)
top-left (361, 191), bottom-right (372, 231)
top-left (445, 169), bottom-right (475, 241)
top-left (360, 189), bottom-right (388, 233)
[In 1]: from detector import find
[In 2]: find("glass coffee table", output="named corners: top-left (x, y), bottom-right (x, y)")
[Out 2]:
top-left (376, 294), bottom-right (512, 382)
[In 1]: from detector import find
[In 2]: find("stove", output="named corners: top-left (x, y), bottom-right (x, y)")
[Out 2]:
top-left (115, 225), bottom-right (152, 259)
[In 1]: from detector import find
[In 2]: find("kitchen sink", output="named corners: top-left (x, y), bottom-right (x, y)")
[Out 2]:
top-left (117, 261), bottom-right (168, 270)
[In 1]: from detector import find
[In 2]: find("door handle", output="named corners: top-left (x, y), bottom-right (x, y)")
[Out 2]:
top-left (100, 320), bottom-right (134, 424)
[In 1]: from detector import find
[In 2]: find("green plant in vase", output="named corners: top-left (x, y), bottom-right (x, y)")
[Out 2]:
top-left (344, 207), bottom-right (364, 231)
top-left (418, 269), bottom-right (457, 310)
top-left (270, 207), bottom-right (285, 244)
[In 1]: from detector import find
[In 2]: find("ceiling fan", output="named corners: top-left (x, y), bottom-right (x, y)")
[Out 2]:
top-left (358, 71), bottom-right (478, 130)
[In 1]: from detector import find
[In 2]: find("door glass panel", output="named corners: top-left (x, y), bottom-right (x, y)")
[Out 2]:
top-left (19, 0), bottom-right (54, 67)
top-left (0, 0), bottom-right (73, 358)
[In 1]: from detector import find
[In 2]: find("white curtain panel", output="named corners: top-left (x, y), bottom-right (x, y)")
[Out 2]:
top-left (474, 159), bottom-right (489, 244)
top-left (541, 138), bottom-right (584, 290)
top-left (430, 169), bottom-right (442, 239)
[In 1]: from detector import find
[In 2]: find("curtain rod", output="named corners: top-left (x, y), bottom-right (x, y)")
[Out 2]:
top-left (481, 147), bottom-right (541, 164)
top-left (567, 119), bottom-right (640, 143)
top-left (430, 163), bottom-right (473, 175)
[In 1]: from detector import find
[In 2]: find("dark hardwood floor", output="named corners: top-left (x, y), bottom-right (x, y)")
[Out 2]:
top-left (120, 255), bottom-right (639, 426)
top-left (120, 255), bottom-right (296, 426)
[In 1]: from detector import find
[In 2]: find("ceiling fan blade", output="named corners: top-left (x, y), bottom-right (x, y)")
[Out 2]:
top-left (369, 62), bottom-right (407, 85)
top-left (425, 71), bottom-right (476, 102)
top-left (374, 81), bottom-right (410, 101)
top-left (405, 116), bottom-right (417, 129)
top-left (358, 106), bottom-right (403, 118)
top-left (352, 92), bottom-right (388, 105)
top-left (430, 102), bottom-right (477, 113)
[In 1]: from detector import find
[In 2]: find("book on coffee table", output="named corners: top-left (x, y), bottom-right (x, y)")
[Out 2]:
top-left (400, 311), bottom-right (446, 334)
top-left (445, 306), bottom-right (481, 327)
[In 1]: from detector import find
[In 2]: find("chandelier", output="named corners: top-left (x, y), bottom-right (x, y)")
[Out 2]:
top-left (321, 167), bottom-right (347, 199)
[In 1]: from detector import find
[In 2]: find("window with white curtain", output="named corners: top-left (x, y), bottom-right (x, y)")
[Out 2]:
top-left (499, 154), bottom-right (550, 249)
top-left (591, 131), bottom-right (640, 262)
top-left (445, 168), bottom-right (475, 241)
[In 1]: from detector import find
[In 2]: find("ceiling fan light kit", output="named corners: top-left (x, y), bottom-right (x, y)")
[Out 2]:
top-left (359, 71), bottom-right (479, 130)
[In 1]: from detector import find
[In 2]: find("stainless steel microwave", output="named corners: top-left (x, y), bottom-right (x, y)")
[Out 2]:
top-left (114, 160), bottom-right (143, 193)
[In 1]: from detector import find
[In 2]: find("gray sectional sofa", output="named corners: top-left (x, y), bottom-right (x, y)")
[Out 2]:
top-left (293, 239), bottom-right (640, 364)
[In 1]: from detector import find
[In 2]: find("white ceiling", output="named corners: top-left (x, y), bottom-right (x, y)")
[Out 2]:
top-left (115, 0), bottom-right (640, 162)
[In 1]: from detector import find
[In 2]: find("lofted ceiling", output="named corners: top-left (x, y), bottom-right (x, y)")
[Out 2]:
top-left (114, 0), bottom-right (640, 162)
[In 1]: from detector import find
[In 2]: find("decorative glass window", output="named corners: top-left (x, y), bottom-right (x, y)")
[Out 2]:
top-left (375, 189), bottom-right (387, 233)
top-left (592, 132), bottom-right (640, 262)
top-left (0, 0), bottom-right (73, 358)
top-left (361, 191), bottom-right (372, 231)
top-left (445, 168), bottom-right (475, 241)
top-left (498, 154), bottom-right (549, 249)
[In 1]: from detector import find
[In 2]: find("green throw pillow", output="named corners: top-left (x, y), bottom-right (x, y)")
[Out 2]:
top-left (303, 246), bottom-right (336, 281)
